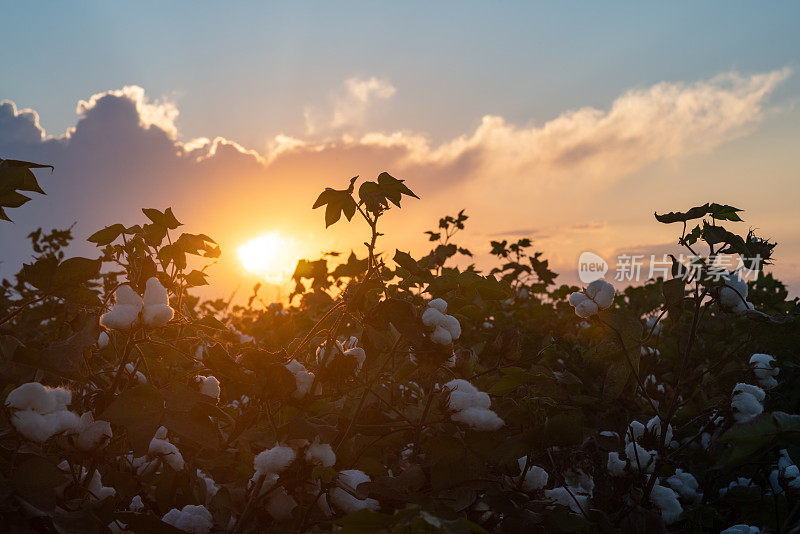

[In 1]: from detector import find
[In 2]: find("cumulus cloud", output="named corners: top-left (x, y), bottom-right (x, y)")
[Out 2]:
top-left (0, 70), bottom-right (792, 294)
top-left (304, 76), bottom-right (396, 135)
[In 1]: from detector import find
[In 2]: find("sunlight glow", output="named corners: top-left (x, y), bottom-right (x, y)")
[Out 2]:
top-left (237, 232), bottom-right (298, 284)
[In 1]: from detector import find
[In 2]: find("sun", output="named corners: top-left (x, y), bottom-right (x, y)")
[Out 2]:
top-left (237, 232), bottom-right (298, 284)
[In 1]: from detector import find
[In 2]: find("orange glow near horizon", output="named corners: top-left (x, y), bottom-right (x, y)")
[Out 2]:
top-left (237, 232), bottom-right (299, 284)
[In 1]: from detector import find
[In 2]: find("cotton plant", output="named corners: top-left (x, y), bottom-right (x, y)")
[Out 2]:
top-left (130, 426), bottom-right (184, 475)
top-left (421, 298), bottom-right (462, 346)
top-left (162, 504), bottom-right (214, 534)
top-left (731, 383), bottom-right (765, 423)
top-left (770, 449), bottom-right (800, 494)
top-left (316, 336), bottom-right (366, 372)
top-left (285, 359), bottom-right (316, 398)
top-left (544, 471), bottom-right (593, 515)
top-left (305, 439), bottom-right (336, 467)
top-left (56, 460), bottom-right (116, 502)
top-left (749, 353), bottom-right (779, 390)
top-left (443, 379), bottom-right (504, 431)
top-left (124, 362), bottom-right (147, 384)
top-left (514, 457), bottom-right (549, 491)
top-left (250, 443), bottom-right (296, 496)
top-left (568, 279), bottom-right (615, 318)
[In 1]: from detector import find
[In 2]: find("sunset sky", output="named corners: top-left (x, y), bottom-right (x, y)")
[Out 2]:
top-left (2, 1), bottom-right (799, 299)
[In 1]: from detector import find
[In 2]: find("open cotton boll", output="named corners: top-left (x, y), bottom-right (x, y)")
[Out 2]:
top-left (101, 285), bottom-right (143, 330)
top-left (607, 452), bottom-right (627, 477)
top-left (451, 407), bottom-right (504, 431)
top-left (430, 325), bottom-right (452, 345)
top-left (162, 504), bottom-right (213, 534)
top-left (444, 379), bottom-right (479, 396)
top-left (124, 363), bottom-right (147, 384)
top-left (142, 277), bottom-right (174, 328)
top-left (441, 314), bottom-right (461, 340)
top-left (624, 442), bottom-right (657, 473)
top-left (149, 427), bottom-right (184, 471)
top-left (719, 274), bottom-right (748, 308)
top-left (11, 410), bottom-right (61, 442)
top-left (306, 440), bottom-right (336, 467)
top-left (266, 487), bottom-right (298, 521)
top-left (254, 444), bottom-right (296, 475)
top-left (328, 469), bottom-right (380, 514)
top-left (195, 375), bottom-right (220, 400)
top-left (286, 360), bottom-right (315, 398)
top-left (585, 279), bottom-right (615, 308)
top-left (516, 457), bottom-right (549, 491)
top-left (448, 389), bottom-right (491, 412)
top-left (98, 331), bottom-right (110, 348)
top-left (87, 469), bottom-right (116, 501)
top-left (720, 526), bottom-right (760, 534)
top-left (344, 346), bottom-right (367, 371)
top-left (733, 383), bottom-right (766, 403)
top-left (750, 353), bottom-right (779, 389)
top-left (196, 469), bottom-right (219, 499)
top-left (574, 299), bottom-right (599, 318)
top-left (666, 469), bottom-right (701, 502)
top-left (544, 487), bottom-right (589, 514)
top-left (422, 307), bottom-right (446, 327)
top-left (129, 495), bottom-right (144, 512)
top-left (428, 298), bottom-right (448, 313)
top-left (5, 382), bottom-right (70, 413)
top-left (75, 412), bottom-right (113, 450)
top-left (646, 416), bottom-right (673, 444)
top-left (650, 484), bottom-right (682, 524)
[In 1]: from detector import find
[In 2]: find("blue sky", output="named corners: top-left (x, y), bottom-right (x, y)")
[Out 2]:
top-left (2, 2), bottom-right (799, 297)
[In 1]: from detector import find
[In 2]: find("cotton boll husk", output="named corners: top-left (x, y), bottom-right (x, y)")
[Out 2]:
top-left (428, 298), bottom-right (448, 313)
top-left (422, 307), bottom-right (446, 327)
top-left (451, 407), bottom-right (504, 431)
top-left (574, 299), bottom-right (599, 318)
top-left (306, 441), bottom-right (336, 467)
top-left (586, 279), bottom-right (615, 308)
top-left (254, 445), bottom-right (296, 475)
top-left (442, 314), bottom-right (461, 340)
top-left (448, 389), bottom-right (491, 412)
top-left (516, 458), bottom-right (549, 491)
top-left (430, 325), bottom-right (452, 345)
top-left (162, 504), bottom-right (213, 534)
top-left (650, 484), bottom-right (682, 524)
top-left (328, 470), bottom-right (379, 514)
top-left (266, 487), bottom-right (298, 521)
top-left (98, 331), bottom-right (110, 348)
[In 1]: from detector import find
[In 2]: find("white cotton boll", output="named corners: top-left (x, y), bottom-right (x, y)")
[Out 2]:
top-left (87, 470), bottom-right (116, 501)
top-left (448, 390), bottom-right (491, 412)
top-left (624, 442), bottom-right (657, 473)
top-left (516, 457), bottom-right (548, 491)
top-left (53, 410), bottom-right (82, 434)
top-left (586, 279), bottom-right (615, 309)
top-left (195, 376), bottom-right (220, 400)
top-left (719, 274), bottom-right (749, 309)
top-left (98, 331), bottom-right (110, 348)
top-left (574, 299), bottom-right (599, 318)
top-left (344, 347), bottom-right (366, 370)
top-left (544, 487), bottom-right (588, 514)
top-left (731, 385), bottom-right (764, 423)
top-left (430, 325), bottom-right (452, 345)
top-left (719, 477), bottom-right (755, 497)
top-left (286, 360), bottom-right (315, 399)
top-left (328, 470), bottom-right (380, 514)
top-left (124, 363), bottom-right (147, 384)
top-left (266, 487), bottom-right (298, 521)
top-left (129, 495), bottom-right (144, 512)
top-left (650, 484), bottom-right (682, 524)
top-left (720, 526), bottom-right (760, 534)
top-left (441, 314), bottom-right (461, 340)
top-left (607, 452), bottom-right (627, 477)
top-left (306, 441), bottom-right (336, 467)
top-left (451, 407), bottom-right (504, 431)
top-left (625, 421), bottom-right (646, 443)
top-left (428, 298), bottom-right (448, 313)
top-left (750, 354), bottom-right (779, 389)
top-left (149, 430), bottom-right (184, 471)
top-left (101, 285), bottom-right (143, 330)
top-left (5, 383), bottom-right (55, 413)
top-left (422, 307), bottom-right (446, 327)
top-left (666, 469), bottom-right (701, 502)
top-left (142, 278), bottom-right (174, 328)
top-left (75, 413), bottom-right (113, 450)
top-left (162, 504), bottom-right (213, 534)
top-left (569, 292), bottom-right (587, 307)
top-left (646, 416), bottom-right (673, 444)
top-left (196, 469), bottom-right (219, 498)
top-left (11, 410), bottom-right (57, 442)
top-left (444, 379), bottom-right (479, 396)
top-left (254, 445), bottom-right (296, 475)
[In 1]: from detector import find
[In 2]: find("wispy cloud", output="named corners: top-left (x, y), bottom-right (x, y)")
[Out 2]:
top-left (304, 76), bottom-right (396, 135)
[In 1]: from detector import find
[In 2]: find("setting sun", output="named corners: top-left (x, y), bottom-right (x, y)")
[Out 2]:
top-left (237, 232), bottom-right (298, 283)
